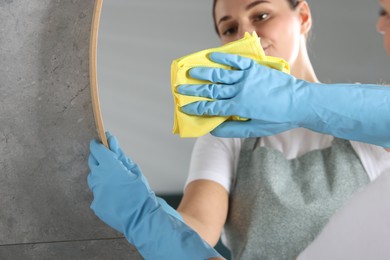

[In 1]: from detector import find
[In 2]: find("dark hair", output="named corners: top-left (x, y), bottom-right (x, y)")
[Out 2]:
top-left (212, 0), bottom-right (300, 36)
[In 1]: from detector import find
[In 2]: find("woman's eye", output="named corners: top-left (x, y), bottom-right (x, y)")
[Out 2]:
top-left (254, 13), bottom-right (269, 21)
top-left (222, 27), bottom-right (237, 36)
top-left (379, 8), bottom-right (388, 17)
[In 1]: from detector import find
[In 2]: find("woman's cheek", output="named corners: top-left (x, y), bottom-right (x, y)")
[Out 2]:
top-left (385, 32), bottom-right (390, 55)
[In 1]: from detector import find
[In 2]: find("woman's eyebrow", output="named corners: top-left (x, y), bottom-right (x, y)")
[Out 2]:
top-left (218, 15), bottom-right (232, 25)
top-left (246, 0), bottom-right (270, 11)
top-left (217, 0), bottom-right (270, 25)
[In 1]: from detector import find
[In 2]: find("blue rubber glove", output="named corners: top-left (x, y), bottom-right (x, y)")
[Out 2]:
top-left (177, 52), bottom-right (390, 147)
top-left (87, 133), bottom-right (222, 260)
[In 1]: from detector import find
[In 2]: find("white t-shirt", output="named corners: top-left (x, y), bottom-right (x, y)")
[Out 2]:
top-left (185, 128), bottom-right (390, 192)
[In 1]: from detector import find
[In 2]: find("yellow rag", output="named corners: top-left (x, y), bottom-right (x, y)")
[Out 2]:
top-left (171, 32), bottom-right (290, 138)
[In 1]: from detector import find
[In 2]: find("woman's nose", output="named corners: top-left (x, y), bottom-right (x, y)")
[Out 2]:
top-left (238, 23), bottom-right (256, 39)
top-left (377, 16), bottom-right (385, 35)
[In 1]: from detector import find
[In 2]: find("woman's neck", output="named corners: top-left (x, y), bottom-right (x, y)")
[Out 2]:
top-left (290, 39), bottom-right (319, 83)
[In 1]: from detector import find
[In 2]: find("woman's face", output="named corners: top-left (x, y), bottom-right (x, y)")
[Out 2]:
top-left (214, 0), bottom-right (311, 64)
top-left (377, 0), bottom-right (390, 55)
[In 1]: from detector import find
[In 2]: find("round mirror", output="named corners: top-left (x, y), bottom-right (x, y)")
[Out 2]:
top-left (96, 0), bottom-right (389, 195)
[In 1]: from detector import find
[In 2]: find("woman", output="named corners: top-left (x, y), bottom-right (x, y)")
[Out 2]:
top-left (177, 0), bottom-right (390, 258)
top-left (87, 0), bottom-right (390, 259)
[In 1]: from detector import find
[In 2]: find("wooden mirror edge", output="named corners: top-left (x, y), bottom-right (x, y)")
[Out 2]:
top-left (89, 0), bottom-right (108, 148)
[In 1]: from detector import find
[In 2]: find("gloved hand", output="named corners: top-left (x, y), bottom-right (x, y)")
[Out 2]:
top-left (177, 52), bottom-right (390, 147)
top-left (87, 133), bottom-right (222, 259)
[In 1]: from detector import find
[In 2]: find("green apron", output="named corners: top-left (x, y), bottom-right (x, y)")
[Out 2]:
top-left (224, 138), bottom-right (369, 260)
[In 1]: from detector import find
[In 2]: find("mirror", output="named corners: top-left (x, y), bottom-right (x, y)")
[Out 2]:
top-left (97, 0), bottom-right (218, 194)
top-left (97, 0), bottom-right (389, 195)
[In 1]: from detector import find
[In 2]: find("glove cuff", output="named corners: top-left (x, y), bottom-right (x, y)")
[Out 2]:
top-left (156, 197), bottom-right (184, 222)
top-left (126, 205), bottom-right (222, 259)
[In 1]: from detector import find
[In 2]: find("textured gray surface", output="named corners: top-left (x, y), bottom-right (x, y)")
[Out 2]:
top-left (0, 239), bottom-right (141, 260)
top-left (0, 0), bottom-right (141, 258)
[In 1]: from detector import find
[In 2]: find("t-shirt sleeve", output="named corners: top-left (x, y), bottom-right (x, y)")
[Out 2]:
top-left (350, 141), bottom-right (390, 181)
top-left (184, 134), bottom-right (241, 193)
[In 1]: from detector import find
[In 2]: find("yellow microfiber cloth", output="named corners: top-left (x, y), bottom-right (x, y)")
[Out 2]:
top-left (171, 32), bottom-right (290, 138)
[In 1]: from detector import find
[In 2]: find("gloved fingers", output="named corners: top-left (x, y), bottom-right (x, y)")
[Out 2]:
top-left (181, 100), bottom-right (235, 117)
top-left (210, 52), bottom-right (254, 70)
top-left (211, 120), bottom-right (293, 138)
top-left (189, 67), bottom-right (244, 84)
top-left (89, 139), bottom-right (118, 165)
top-left (108, 136), bottom-right (145, 178)
top-left (87, 172), bottom-right (96, 190)
top-left (126, 163), bottom-right (143, 179)
top-left (105, 132), bottom-right (139, 171)
top-left (105, 131), bottom-right (113, 140)
top-left (107, 133), bottom-right (130, 165)
top-left (177, 84), bottom-right (239, 99)
top-left (106, 132), bottom-right (121, 155)
top-left (88, 153), bottom-right (99, 168)
top-left (106, 132), bottom-right (131, 163)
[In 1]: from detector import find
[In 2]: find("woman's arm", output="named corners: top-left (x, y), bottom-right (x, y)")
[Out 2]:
top-left (178, 53), bottom-right (390, 148)
top-left (178, 179), bottom-right (229, 246)
top-left (88, 134), bottom-right (223, 259)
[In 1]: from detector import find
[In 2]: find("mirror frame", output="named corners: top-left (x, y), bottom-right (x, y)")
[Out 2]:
top-left (89, 0), bottom-right (108, 147)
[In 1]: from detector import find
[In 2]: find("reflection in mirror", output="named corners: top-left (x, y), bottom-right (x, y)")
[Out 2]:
top-left (96, 1), bottom-right (388, 258)
top-left (97, 0), bottom-right (217, 194)
top-left (97, 0), bottom-right (389, 195)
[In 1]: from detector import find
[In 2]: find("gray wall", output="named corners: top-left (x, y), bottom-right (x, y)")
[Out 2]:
top-left (1, 0), bottom-right (389, 258)
top-left (98, 0), bottom-right (390, 194)
top-left (0, 1), bottom-right (141, 258)
top-left (309, 1), bottom-right (389, 83)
